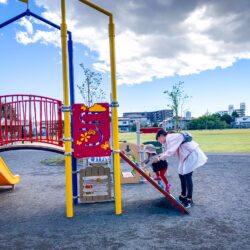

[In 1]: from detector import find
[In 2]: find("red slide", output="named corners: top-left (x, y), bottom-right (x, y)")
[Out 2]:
top-left (120, 152), bottom-right (189, 214)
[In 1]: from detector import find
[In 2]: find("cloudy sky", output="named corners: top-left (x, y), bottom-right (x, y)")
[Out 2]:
top-left (0, 0), bottom-right (249, 116)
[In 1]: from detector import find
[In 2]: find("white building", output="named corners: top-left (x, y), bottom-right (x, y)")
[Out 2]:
top-left (233, 116), bottom-right (250, 128)
top-left (228, 105), bottom-right (234, 115)
top-left (118, 118), bottom-right (130, 132)
top-left (161, 118), bottom-right (190, 130)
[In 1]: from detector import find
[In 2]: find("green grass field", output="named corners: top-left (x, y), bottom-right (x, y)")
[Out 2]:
top-left (119, 129), bottom-right (250, 152)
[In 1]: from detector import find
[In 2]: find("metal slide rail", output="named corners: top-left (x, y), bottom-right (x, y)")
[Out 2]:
top-left (0, 94), bottom-right (63, 147)
top-left (120, 152), bottom-right (189, 214)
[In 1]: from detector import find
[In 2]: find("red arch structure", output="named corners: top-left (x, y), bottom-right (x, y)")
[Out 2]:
top-left (0, 94), bottom-right (63, 151)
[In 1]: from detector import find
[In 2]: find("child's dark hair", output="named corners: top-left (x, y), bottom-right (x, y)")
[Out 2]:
top-left (155, 129), bottom-right (175, 140)
top-left (156, 129), bottom-right (167, 140)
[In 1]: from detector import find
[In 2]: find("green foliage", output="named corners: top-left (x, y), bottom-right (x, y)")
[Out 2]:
top-left (231, 111), bottom-right (239, 121)
top-left (163, 81), bottom-right (190, 131)
top-left (221, 114), bottom-right (233, 125)
top-left (130, 124), bottom-right (137, 132)
top-left (77, 63), bottom-right (106, 106)
top-left (187, 114), bottom-right (227, 130)
top-left (40, 156), bottom-right (65, 166)
top-left (152, 122), bottom-right (158, 127)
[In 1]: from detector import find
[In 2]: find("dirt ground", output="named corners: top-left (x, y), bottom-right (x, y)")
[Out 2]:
top-left (0, 150), bottom-right (249, 250)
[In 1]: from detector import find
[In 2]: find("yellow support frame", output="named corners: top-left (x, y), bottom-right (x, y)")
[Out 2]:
top-left (61, 0), bottom-right (73, 218)
top-left (78, 0), bottom-right (122, 215)
top-left (60, 0), bottom-right (122, 217)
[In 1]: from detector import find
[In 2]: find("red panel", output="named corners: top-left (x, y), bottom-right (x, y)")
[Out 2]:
top-left (73, 103), bottom-right (111, 158)
top-left (140, 127), bottom-right (161, 134)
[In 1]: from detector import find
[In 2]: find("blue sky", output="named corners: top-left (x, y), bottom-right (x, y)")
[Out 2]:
top-left (0, 0), bottom-right (249, 117)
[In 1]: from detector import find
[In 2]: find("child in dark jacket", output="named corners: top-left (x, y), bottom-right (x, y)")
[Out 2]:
top-left (144, 144), bottom-right (170, 192)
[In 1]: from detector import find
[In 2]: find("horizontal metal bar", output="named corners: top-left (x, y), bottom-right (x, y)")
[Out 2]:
top-left (61, 105), bottom-right (71, 112)
top-left (62, 138), bottom-right (73, 142)
top-left (64, 152), bottom-right (72, 156)
top-left (110, 101), bottom-right (119, 107)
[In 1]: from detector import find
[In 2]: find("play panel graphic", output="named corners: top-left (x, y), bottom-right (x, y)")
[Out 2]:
top-left (72, 103), bottom-right (111, 158)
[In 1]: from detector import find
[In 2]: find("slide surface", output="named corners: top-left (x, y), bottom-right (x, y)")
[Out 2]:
top-left (120, 152), bottom-right (189, 214)
top-left (0, 157), bottom-right (20, 186)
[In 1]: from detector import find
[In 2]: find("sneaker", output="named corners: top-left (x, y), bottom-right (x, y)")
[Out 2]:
top-left (183, 199), bottom-right (194, 209)
top-left (154, 177), bottom-right (161, 181)
top-left (165, 184), bottom-right (171, 193)
top-left (178, 195), bottom-right (187, 204)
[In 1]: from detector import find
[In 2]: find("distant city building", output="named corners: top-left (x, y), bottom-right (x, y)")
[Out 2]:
top-left (217, 111), bottom-right (228, 116)
top-left (234, 108), bottom-right (245, 117)
top-left (232, 116), bottom-right (250, 128)
top-left (160, 117), bottom-right (190, 130)
top-left (218, 102), bottom-right (246, 118)
top-left (123, 112), bottom-right (147, 119)
top-left (240, 103), bottom-right (246, 111)
top-left (146, 109), bottom-right (173, 123)
top-left (185, 111), bottom-right (192, 120)
top-left (123, 109), bottom-right (173, 124)
top-left (228, 105), bottom-right (234, 115)
top-left (118, 118), bottom-right (130, 132)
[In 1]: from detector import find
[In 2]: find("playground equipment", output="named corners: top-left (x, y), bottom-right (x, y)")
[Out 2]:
top-left (120, 142), bottom-right (141, 184)
top-left (0, 0), bottom-right (122, 218)
top-left (0, 157), bottom-right (20, 188)
top-left (79, 165), bottom-right (112, 203)
top-left (120, 152), bottom-right (189, 214)
top-left (0, 95), bottom-right (63, 147)
top-left (0, 1), bottom-right (187, 217)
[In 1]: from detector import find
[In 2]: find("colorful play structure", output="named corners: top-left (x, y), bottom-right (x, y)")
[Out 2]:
top-left (0, 1), bottom-right (188, 217)
top-left (0, 156), bottom-right (20, 188)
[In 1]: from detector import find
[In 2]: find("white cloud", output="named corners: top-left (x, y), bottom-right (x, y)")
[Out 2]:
top-left (16, 0), bottom-right (250, 85)
top-left (19, 18), bottom-right (33, 34)
top-left (16, 29), bottom-right (60, 47)
top-left (0, 0), bottom-right (8, 4)
top-left (16, 16), bottom-right (60, 47)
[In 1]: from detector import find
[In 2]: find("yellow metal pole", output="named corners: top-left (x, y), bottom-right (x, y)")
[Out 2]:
top-left (78, 0), bottom-right (111, 16)
top-left (109, 16), bottom-right (122, 215)
top-left (61, 0), bottom-right (73, 218)
top-left (78, 0), bottom-right (122, 215)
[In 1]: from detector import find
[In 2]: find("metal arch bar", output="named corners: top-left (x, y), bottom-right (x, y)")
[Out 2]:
top-left (28, 10), bottom-right (61, 30)
top-left (0, 9), bottom-right (72, 36)
top-left (0, 145), bottom-right (64, 154)
top-left (0, 11), bottom-right (27, 29)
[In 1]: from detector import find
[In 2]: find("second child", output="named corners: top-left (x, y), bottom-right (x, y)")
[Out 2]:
top-left (144, 144), bottom-right (171, 192)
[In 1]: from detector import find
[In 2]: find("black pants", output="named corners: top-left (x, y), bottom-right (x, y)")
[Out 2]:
top-left (179, 172), bottom-right (193, 199)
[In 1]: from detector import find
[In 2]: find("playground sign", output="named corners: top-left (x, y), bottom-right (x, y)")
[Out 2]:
top-left (72, 103), bottom-right (111, 158)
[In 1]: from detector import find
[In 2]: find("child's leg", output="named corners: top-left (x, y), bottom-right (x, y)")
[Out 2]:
top-left (159, 168), bottom-right (169, 187)
top-left (185, 172), bottom-right (193, 200)
top-left (154, 171), bottom-right (161, 181)
top-left (179, 174), bottom-right (187, 197)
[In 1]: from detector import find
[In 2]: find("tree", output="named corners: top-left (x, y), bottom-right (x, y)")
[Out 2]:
top-left (187, 113), bottom-right (227, 130)
top-left (152, 122), bottom-right (158, 127)
top-left (77, 63), bottom-right (106, 106)
top-left (163, 81), bottom-right (190, 131)
top-left (220, 114), bottom-right (233, 125)
top-left (231, 111), bottom-right (239, 121)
